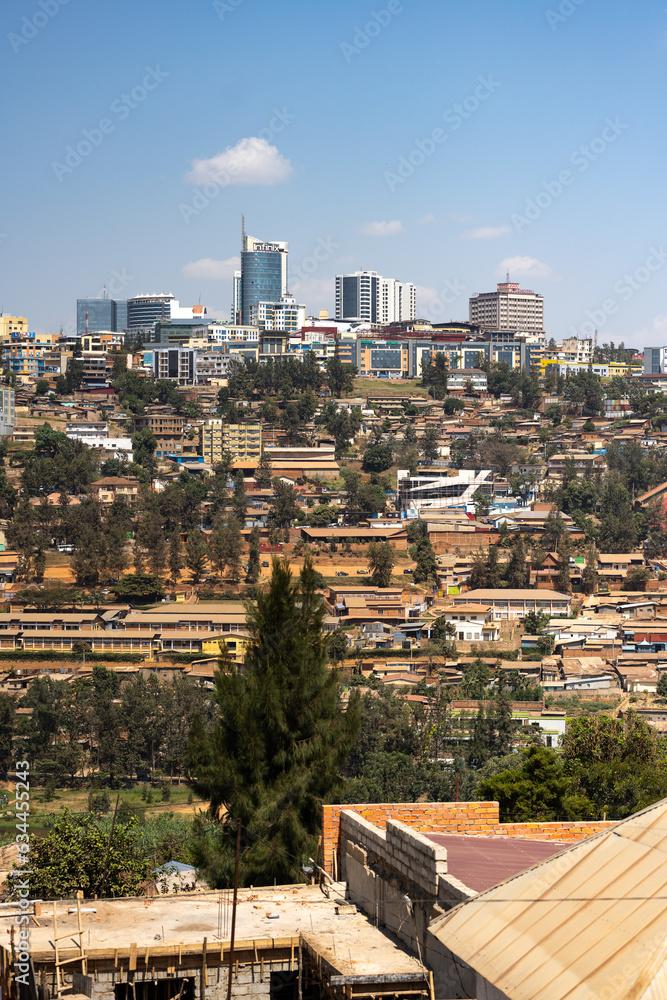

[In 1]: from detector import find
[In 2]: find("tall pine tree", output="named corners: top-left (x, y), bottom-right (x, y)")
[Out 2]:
top-left (188, 557), bottom-right (361, 886)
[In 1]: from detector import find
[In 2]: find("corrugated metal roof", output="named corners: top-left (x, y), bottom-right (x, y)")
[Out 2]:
top-left (430, 797), bottom-right (667, 1000)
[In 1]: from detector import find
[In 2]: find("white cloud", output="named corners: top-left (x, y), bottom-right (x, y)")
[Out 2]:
top-left (185, 137), bottom-right (292, 187)
top-left (498, 255), bottom-right (554, 280)
top-left (359, 220), bottom-right (403, 236)
top-left (462, 225), bottom-right (511, 240)
top-left (181, 256), bottom-right (240, 280)
top-left (415, 212), bottom-right (436, 226)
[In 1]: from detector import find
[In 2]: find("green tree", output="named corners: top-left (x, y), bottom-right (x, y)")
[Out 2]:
top-left (421, 353), bottom-right (449, 399)
top-left (168, 531), bottom-right (182, 585)
top-left (362, 442), bottom-right (393, 473)
top-left (325, 352), bottom-right (357, 396)
top-left (562, 713), bottom-right (667, 818)
top-left (269, 479), bottom-right (301, 527)
top-left (111, 573), bottom-right (165, 603)
top-left (185, 530), bottom-right (209, 582)
top-left (131, 428), bottom-right (158, 475)
top-left (232, 470), bottom-right (247, 523)
top-left (254, 451), bottom-right (273, 489)
top-left (328, 628), bottom-right (348, 666)
top-left (367, 541), bottom-right (395, 587)
top-left (188, 557), bottom-right (361, 886)
top-left (246, 527), bottom-right (260, 583)
top-left (478, 746), bottom-right (593, 821)
top-left (7, 811), bottom-right (151, 900)
top-left (545, 403), bottom-right (562, 426)
top-left (522, 609), bottom-right (550, 634)
top-left (420, 427), bottom-right (441, 462)
top-left (504, 535), bottom-right (527, 589)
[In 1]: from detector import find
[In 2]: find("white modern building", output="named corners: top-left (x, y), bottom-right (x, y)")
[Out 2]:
top-left (397, 469), bottom-right (494, 515)
top-left (469, 281), bottom-right (544, 335)
top-left (0, 390), bottom-right (15, 438)
top-left (248, 296), bottom-right (306, 332)
top-left (335, 271), bottom-right (416, 324)
top-left (126, 295), bottom-right (207, 334)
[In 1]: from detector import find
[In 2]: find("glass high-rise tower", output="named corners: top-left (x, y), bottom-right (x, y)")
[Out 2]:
top-left (76, 297), bottom-right (128, 337)
top-left (239, 234), bottom-right (288, 326)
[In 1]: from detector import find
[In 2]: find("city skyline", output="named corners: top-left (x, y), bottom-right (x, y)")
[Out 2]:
top-left (2, 0), bottom-right (667, 347)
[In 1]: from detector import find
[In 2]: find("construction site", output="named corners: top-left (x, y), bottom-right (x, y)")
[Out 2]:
top-left (0, 883), bottom-right (430, 1000)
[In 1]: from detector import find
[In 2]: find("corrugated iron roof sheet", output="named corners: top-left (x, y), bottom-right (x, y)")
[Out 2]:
top-left (430, 797), bottom-right (667, 1000)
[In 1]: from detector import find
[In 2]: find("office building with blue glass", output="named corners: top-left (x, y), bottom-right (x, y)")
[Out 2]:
top-left (76, 298), bottom-right (128, 337)
top-left (239, 235), bottom-right (288, 326)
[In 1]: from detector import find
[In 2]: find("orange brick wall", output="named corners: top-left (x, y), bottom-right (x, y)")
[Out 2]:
top-left (322, 802), bottom-right (498, 875)
top-left (322, 802), bottom-right (615, 875)
top-left (497, 821), bottom-right (615, 842)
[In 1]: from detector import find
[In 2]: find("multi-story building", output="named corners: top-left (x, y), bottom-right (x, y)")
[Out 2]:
top-left (202, 421), bottom-right (261, 465)
top-left (126, 296), bottom-right (207, 336)
top-left (133, 412), bottom-right (185, 460)
top-left (80, 331), bottom-right (126, 353)
top-left (76, 297), bottom-right (128, 337)
top-left (469, 282), bottom-right (544, 335)
top-left (248, 296), bottom-right (306, 332)
top-left (151, 344), bottom-right (196, 385)
top-left (0, 315), bottom-right (28, 343)
top-left (240, 234), bottom-right (289, 326)
top-left (560, 337), bottom-right (593, 364)
top-left (397, 469), bottom-right (495, 515)
top-left (644, 347), bottom-right (667, 375)
top-left (0, 390), bottom-right (15, 437)
top-left (335, 271), bottom-right (416, 323)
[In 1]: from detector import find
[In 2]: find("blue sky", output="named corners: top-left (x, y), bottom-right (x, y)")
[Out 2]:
top-left (2, 0), bottom-right (667, 348)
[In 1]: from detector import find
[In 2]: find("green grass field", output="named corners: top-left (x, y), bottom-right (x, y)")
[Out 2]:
top-left (352, 378), bottom-right (429, 398)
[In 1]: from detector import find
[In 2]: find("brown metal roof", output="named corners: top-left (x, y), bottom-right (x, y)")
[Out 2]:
top-left (431, 797), bottom-right (667, 1000)
top-left (428, 834), bottom-right (567, 892)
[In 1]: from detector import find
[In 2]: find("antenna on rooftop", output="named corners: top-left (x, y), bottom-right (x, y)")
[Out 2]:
top-left (241, 213), bottom-right (246, 251)
top-left (103, 285), bottom-right (108, 300)
top-left (506, 269), bottom-right (510, 282)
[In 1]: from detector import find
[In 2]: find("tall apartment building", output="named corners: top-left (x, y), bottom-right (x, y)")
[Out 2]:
top-left (239, 234), bottom-right (288, 326)
top-left (644, 347), bottom-right (667, 375)
top-left (76, 298), bottom-right (128, 337)
top-left (202, 420), bottom-right (261, 465)
top-left (151, 345), bottom-right (196, 385)
top-left (469, 282), bottom-right (545, 336)
top-left (0, 390), bottom-right (15, 437)
top-left (335, 271), bottom-right (416, 323)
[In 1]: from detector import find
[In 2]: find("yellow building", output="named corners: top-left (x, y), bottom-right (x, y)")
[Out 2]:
top-left (201, 632), bottom-right (251, 662)
top-left (0, 315), bottom-right (28, 343)
top-left (607, 361), bottom-right (643, 377)
top-left (202, 420), bottom-right (261, 464)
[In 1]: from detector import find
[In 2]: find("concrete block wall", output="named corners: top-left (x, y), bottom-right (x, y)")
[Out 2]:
top-left (45, 959), bottom-right (294, 1000)
top-left (340, 811), bottom-right (448, 897)
top-left (323, 802), bottom-right (498, 875)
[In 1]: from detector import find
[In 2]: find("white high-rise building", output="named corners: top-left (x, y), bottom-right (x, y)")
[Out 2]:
top-left (335, 271), bottom-right (416, 323)
top-left (469, 282), bottom-right (544, 335)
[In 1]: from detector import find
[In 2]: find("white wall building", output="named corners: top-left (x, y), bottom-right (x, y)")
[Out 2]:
top-left (335, 271), bottom-right (416, 323)
top-left (397, 469), bottom-right (493, 514)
